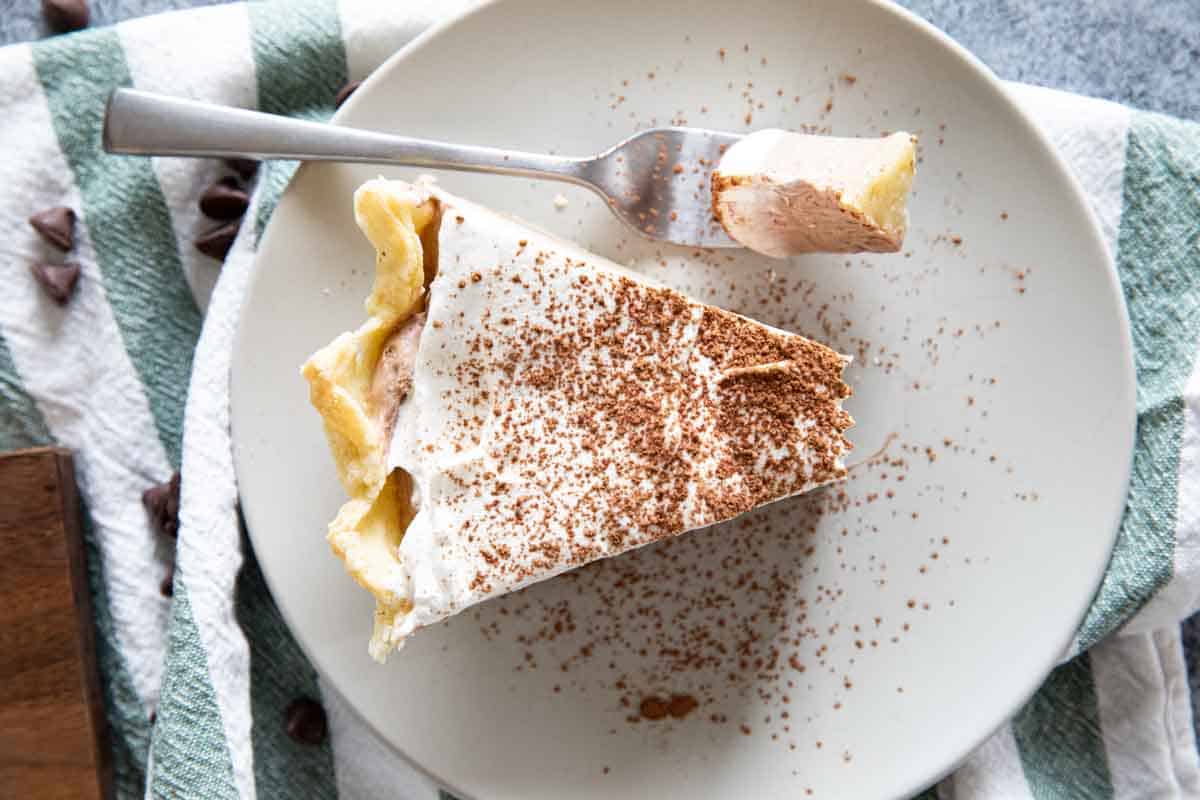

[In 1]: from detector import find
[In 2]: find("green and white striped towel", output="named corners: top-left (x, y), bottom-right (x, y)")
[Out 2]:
top-left (0, 1), bottom-right (1197, 797)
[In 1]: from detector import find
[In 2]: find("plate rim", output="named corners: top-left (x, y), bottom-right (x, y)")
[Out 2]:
top-left (231, 0), bottom-right (1137, 796)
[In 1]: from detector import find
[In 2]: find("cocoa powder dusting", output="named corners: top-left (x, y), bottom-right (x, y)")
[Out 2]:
top-left (668, 694), bottom-right (699, 719)
top-left (400, 186), bottom-right (1022, 763)
top-left (639, 696), bottom-right (669, 720)
top-left (430, 223), bottom-right (854, 596)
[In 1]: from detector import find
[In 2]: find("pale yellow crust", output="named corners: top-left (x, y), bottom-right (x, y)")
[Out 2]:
top-left (300, 180), bottom-right (437, 656)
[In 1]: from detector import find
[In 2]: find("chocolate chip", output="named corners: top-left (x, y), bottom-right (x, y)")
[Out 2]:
top-left (225, 158), bottom-right (259, 181)
top-left (43, 0), bottom-right (89, 33)
top-left (160, 567), bottom-right (174, 597)
top-left (199, 181), bottom-right (250, 220)
top-left (142, 472), bottom-right (181, 538)
top-left (148, 710), bottom-right (157, 725)
top-left (195, 219), bottom-right (240, 261)
top-left (285, 698), bottom-right (327, 746)
top-left (334, 80), bottom-right (362, 109)
top-left (29, 206), bottom-right (76, 251)
top-left (30, 262), bottom-right (80, 304)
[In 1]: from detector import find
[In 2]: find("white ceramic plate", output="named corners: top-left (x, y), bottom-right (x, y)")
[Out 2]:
top-left (232, 1), bottom-right (1136, 797)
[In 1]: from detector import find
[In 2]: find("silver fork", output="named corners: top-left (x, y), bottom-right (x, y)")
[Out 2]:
top-left (103, 89), bottom-right (742, 249)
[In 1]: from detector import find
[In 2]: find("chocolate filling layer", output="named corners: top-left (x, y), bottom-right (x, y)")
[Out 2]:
top-left (367, 197), bottom-right (443, 449)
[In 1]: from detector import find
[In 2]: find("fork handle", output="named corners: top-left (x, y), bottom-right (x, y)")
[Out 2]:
top-left (103, 89), bottom-right (591, 183)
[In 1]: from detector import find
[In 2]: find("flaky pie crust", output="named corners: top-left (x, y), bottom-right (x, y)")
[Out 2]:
top-left (300, 179), bottom-right (436, 660)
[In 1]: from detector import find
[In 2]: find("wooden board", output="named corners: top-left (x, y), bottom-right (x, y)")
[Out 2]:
top-left (0, 447), bottom-right (112, 800)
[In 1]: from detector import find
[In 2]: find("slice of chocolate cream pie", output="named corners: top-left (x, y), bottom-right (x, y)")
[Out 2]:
top-left (302, 178), bottom-right (854, 661)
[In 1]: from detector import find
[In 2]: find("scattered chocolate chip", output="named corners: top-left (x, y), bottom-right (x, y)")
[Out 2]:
top-left (142, 472), bottom-right (181, 538)
top-left (43, 0), bottom-right (89, 33)
top-left (199, 181), bottom-right (250, 220)
top-left (225, 158), bottom-right (259, 181)
top-left (160, 567), bottom-right (174, 597)
top-left (29, 206), bottom-right (76, 251)
top-left (148, 710), bottom-right (156, 725)
top-left (334, 80), bottom-right (362, 109)
top-left (285, 698), bottom-right (327, 746)
top-left (195, 219), bottom-right (240, 261)
top-left (30, 262), bottom-right (80, 304)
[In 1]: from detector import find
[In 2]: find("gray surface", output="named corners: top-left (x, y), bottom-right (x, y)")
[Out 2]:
top-left (3, 0), bottom-right (1198, 747)
top-left (898, 0), bottom-right (1199, 121)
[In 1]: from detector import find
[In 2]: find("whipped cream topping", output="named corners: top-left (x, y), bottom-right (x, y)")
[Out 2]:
top-left (713, 129), bottom-right (916, 257)
top-left (376, 190), bottom-right (853, 647)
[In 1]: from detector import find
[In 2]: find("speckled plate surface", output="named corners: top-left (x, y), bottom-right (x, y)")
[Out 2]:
top-left (231, 0), bottom-right (1136, 797)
